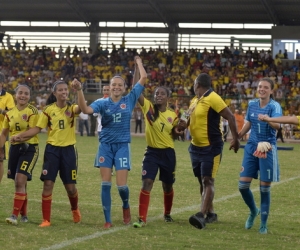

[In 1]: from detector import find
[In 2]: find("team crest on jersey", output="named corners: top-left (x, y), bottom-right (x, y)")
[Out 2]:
top-left (142, 170), bottom-right (147, 176)
top-left (120, 103), bottom-right (126, 109)
top-left (22, 114), bottom-right (28, 121)
top-left (167, 117), bottom-right (173, 123)
top-left (65, 110), bottom-right (71, 117)
top-left (240, 166), bottom-right (244, 173)
top-left (42, 169), bottom-right (48, 175)
top-left (99, 156), bottom-right (105, 163)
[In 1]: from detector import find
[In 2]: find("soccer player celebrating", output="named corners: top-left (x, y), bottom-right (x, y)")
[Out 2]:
top-left (0, 85), bottom-right (39, 225)
top-left (11, 80), bottom-right (82, 227)
top-left (132, 84), bottom-right (182, 228)
top-left (0, 72), bottom-right (15, 183)
top-left (72, 56), bottom-right (147, 228)
top-left (238, 78), bottom-right (281, 234)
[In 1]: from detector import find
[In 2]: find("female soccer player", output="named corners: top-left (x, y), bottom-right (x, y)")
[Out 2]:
top-left (238, 77), bottom-right (281, 234)
top-left (0, 85), bottom-right (39, 225)
top-left (11, 80), bottom-right (82, 227)
top-left (71, 56), bottom-right (147, 228)
top-left (133, 85), bottom-right (182, 228)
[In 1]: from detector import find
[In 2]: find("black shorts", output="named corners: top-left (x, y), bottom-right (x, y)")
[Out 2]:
top-left (7, 143), bottom-right (39, 181)
top-left (188, 143), bottom-right (223, 178)
top-left (40, 144), bottom-right (78, 184)
top-left (141, 146), bottom-right (176, 184)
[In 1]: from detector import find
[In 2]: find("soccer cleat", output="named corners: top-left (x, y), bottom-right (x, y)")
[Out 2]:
top-left (205, 213), bottom-right (218, 223)
top-left (103, 222), bottom-right (113, 229)
top-left (164, 214), bottom-right (174, 222)
top-left (123, 207), bottom-right (131, 225)
top-left (39, 220), bottom-right (51, 227)
top-left (20, 216), bottom-right (28, 223)
top-left (6, 215), bottom-right (18, 225)
top-left (72, 209), bottom-right (81, 223)
top-left (245, 208), bottom-right (260, 229)
top-left (133, 219), bottom-right (146, 228)
top-left (189, 212), bottom-right (206, 229)
top-left (259, 225), bottom-right (268, 234)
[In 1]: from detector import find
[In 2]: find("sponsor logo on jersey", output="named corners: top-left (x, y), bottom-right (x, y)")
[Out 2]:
top-left (99, 156), bottom-right (105, 163)
top-left (22, 114), bottom-right (28, 121)
top-left (65, 110), bottom-right (71, 117)
top-left (120, 103), bottom-right (126, 109)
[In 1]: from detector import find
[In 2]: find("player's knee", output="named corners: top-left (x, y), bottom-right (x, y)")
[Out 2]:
top-left (238, 180), bottom-right (251, 192)
top-left (202, 176), bottom-right (214, 187)
top-left (142, 179), bottom-right (154, 191)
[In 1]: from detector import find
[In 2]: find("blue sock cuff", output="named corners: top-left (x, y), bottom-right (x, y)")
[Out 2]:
top-left (102, 181), bottom-right (112, 187)
top-left (239, 181), bottom-right (251, 189)
top-left (117, 185), bottom-right (128, 190)
top-left (260, 185), bottom-right (270, 193)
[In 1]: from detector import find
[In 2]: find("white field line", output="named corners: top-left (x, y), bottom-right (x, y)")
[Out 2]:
top-left (40, 175), bottom-right (300, 250)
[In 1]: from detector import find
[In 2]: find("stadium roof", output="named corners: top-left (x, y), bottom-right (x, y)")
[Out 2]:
top-left (1, 0), bottom-right (300, 28)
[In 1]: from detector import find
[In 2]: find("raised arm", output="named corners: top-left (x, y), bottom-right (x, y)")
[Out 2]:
top-left (133, 56), bottom-right (147, 106)
top-left (135, 56), bottom-right (147, 86)
top-left (71, 79), bottom-right (94, 115)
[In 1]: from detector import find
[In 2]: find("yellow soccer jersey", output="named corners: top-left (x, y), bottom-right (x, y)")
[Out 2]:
top-left (37, 103), bottom-right (78, 147)
top-left (189, 89), bottom-right (227, 147)
top-left (0, 91), bottom-right (15, 125)
top-left (141, 98), bottom-right (178, 149)
top-left (3, 104), bottom-right (39, 145)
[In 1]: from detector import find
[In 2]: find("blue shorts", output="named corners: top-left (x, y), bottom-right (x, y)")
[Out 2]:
top-left (188, 143), bottom-right (223, 178)
top-left (240, 143), bottom-right (280, 182)
top-left (7, 143), bottom-right (39, 181)
top-left (142, 146), bottom-right (176, 184)
top-left (94, 142), bottom-right (131, 171)
top-left (40, 144), bottom-right (78, 184)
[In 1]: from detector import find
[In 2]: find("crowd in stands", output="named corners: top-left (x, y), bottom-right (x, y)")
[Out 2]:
top-left (1, 40), bottom-right (300, 121)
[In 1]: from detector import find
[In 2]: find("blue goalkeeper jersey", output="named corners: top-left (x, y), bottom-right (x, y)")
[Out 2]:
top-left (246, 98), bottom-right (282, 145)
top-left (90, 83), bottom-right (144, 143)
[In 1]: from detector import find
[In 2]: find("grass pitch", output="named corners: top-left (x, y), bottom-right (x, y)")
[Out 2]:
top-left (0, 134), bottom-right (300, 250)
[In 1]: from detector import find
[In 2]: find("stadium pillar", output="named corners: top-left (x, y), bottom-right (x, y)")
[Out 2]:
top-left (168, 23), bottom-right (179, 50)
top-left (89, 21), bottom-right (99, 53)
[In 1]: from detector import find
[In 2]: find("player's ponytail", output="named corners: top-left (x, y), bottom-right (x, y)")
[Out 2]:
top-left (46, 80), bottom-right (67, 105)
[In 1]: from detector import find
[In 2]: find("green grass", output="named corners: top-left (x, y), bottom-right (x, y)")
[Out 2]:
top-left (1, 134), bottom-right (300, 250)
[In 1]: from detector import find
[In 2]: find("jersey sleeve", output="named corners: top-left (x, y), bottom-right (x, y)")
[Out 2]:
top-left (90, 98), bottom-right (105, 115)
top-left (28, 112), bottom-right (39, 128)
top-left (270, 101), bottom-right (282, 118)
top-left (6, 94), bottom-right (15, 110)
top-left (127, 83), bottom-right (145, 110)
top-left (2, 114), bottom-right (9, 129)
top-left (72, 104), bottom-right (79, 117)
top-left (36, 110), bottom-right (49, 129)
top-left (211, 93), bottom-right (227, 113)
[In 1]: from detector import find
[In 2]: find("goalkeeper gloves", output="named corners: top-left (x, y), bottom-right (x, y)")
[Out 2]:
top-left (253, 142), bottom-right (272, 158)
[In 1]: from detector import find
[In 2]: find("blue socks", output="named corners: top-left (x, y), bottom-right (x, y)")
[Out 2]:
top-left (239, 181), bottom-right (257, 214)
top-left (101, 181), bottom-right (112, 223)
top-left (260, 185), bottom-right (271, 226)
top-left (117, 185), bottom-right (130, 209)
